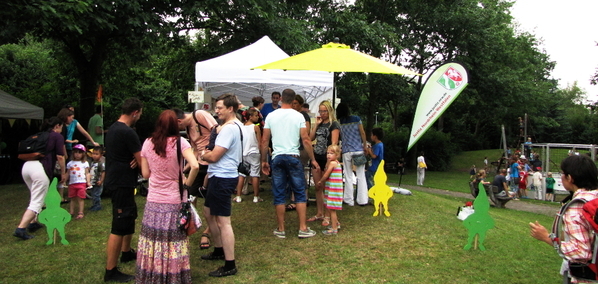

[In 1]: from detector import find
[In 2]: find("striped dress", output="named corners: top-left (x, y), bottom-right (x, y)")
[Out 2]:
top-left (325, 163), bottom-right (343, 210)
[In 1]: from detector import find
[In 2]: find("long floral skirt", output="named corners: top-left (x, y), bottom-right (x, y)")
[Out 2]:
top-left (136, 202), bottom-right (191, 284)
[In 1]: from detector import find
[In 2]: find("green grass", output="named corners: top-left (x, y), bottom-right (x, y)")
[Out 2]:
top-left (2, 178), bottom-right (562, 283)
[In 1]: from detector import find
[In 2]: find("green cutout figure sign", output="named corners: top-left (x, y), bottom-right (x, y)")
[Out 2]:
top-left (463, 182), bottom-right (495, 250)
top-left (38, 178), bottom-right (71, 245)
top-left (368, 160), bottom-right (393, 217)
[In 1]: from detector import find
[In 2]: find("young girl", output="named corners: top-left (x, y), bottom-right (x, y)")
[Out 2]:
top-left (317, 145), bottom-right (343, 235)
top-left (234, 108), bottom-right (262, 203)
top-left (66, 144), bottom-right (91, 219)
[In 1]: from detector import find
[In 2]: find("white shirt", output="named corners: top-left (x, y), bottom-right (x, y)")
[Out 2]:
top-left (67, 160), bottom-right (89, 184)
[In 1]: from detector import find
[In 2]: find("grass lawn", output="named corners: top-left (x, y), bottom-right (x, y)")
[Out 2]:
top-left (2, 175), bottom-right (562, 283)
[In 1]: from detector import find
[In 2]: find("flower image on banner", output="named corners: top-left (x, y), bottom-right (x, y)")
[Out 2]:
top-left (407, 63), bottom-right (469, 151)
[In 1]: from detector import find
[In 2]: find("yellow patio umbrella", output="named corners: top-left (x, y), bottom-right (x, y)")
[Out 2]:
top-left (252, 42), bottom-right (419, 104)
top-left (253, 42), bottom-right (419, 75)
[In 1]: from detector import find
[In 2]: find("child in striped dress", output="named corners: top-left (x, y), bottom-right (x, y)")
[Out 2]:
top-left (317, 145), bottom-right (343, 235)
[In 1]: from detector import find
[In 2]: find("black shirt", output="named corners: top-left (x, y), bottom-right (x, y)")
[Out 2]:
top-left (104, 121), bottom-right (141, 188)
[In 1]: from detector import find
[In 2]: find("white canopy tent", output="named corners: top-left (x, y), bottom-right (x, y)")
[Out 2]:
top-left (195, 36), bottom-right (334, 105)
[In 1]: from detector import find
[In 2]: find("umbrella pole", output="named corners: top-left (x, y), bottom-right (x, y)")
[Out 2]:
top-left (332, 72), bottom-right (337, 107)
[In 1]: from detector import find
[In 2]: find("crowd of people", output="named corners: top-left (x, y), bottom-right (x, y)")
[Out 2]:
top-left (13, 89), bottom-right (389, 283)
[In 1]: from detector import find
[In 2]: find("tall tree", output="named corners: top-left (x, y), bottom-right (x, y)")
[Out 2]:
top-left (0, 0), bottom-right (182, 124)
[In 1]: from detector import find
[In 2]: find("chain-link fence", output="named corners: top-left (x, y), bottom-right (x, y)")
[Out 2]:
top-left (520, 143), bottom-right (597, 200)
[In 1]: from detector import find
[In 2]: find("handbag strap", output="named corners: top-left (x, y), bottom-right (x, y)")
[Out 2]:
top-left (233, 122), bottom-right (244, 159)
top-left (176, 136), bottom-right (185, 201)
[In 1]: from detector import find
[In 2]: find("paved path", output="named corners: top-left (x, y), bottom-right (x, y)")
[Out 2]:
top-left (394, 184), bottom-right (559, 217)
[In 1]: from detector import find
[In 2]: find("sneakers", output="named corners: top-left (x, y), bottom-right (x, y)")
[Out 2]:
top-left (208, 266), bottom-right (238, 277)
top-left (104, 267), bottom-right (134, 282)
top-left (201, 252), bottom-right (225, 260)
top-left (233, 196), bottom-right (242, 203)
top-left (322, 228), bottom-right (338, 235)
top-left (27, 222), bottom-right (43, 233)
top-left (273, 229), bottom-right (286, 239)
top-left (13, 228), bottom-right (34, 240)
top-left (253, 196), bottom-right (263, 203)
top-left (298, 227), bottom-right (316, 239)
top-left (120, 249), bottom-right (137, 263)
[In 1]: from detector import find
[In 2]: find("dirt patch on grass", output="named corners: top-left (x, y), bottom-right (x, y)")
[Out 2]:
top-left (395, 184), bottom-right (559, 217)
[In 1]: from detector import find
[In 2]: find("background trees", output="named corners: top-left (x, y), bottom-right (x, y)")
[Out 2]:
top-left (1, 0), bottom-right (595, 170)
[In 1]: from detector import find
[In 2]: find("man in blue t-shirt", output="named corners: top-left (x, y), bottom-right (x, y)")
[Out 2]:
top-left (260, 91), bottom-right (281, 121)
top-left (365, 127), bottom-right (384, 189)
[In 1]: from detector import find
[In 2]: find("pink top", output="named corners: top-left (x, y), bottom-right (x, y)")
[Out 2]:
top-left (141, 137), bottom-right (191, 204)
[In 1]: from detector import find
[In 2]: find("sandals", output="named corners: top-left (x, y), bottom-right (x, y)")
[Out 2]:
top-left (307, 215), bottom-right (324, 222)
top-left (322, 228), bottom-right (338, 235)
top-left (321, 217), bottom-right (331, 227)
top-left (285, 203), bottom-right (296, 211)
top-left (75, 212), bottom-right (84, 220)
top-left (200, 233), bottom-right (211, 250)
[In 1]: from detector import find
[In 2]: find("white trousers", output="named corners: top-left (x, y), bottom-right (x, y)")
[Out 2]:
top-left (21, 160), bottom-right (50, 214)
top-left (342, 151), bottom-right (368, 206)
top-left (417, 167), bottom-right (426, 186)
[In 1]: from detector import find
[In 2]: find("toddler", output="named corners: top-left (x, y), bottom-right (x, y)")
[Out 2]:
top-left (89, 146), bottom-right (105, 211)
top-left (66, 144), bottom-right (91, 219)
top-left (317, 145), bottom-right (343, 235)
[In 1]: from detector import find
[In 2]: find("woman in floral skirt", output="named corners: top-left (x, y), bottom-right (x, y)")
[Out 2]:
top-left (137, 110), bottom-right (199, 283)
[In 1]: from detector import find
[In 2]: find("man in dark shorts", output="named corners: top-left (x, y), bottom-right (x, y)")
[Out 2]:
top-left (199, 94), bottom-right (242, 277)
top-left (103, 98), bottom-right (143, 282)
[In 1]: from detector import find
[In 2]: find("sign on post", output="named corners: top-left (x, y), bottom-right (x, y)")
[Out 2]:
top-left (188, 91), bottom-right (205, 103)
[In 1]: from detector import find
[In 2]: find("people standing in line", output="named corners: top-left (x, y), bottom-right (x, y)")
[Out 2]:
top-left (89, 146), bottom-right (105, 211)
top-left (365, 127), bottom-right (384, 189)
top-left (261, 88), bottom-right (320, 239)
top-left (234, 108), bottom-right (263, 203)
top-left (88, 105), bottom-right (106, 147)
top-left (103, 98), bottom-right (143, 283)
top-left (14, 117), bottom-right (67, 240)
top-left (199, 94), bottom-right (242, 277)
top-left (173, 108), bottom-right (219, 250)
top-left (66, 144), bottom-right (91, 220)
top-left (316, 145), bottom-right (343, 235)
top-left (308, 100), bottom-right (340, 225)
top-left (137, 110), bottom-right (199, 284)
top-left (260, 91), bottom-right (281, 121)
top-left (416, 152), bottom-right (427, 186)
top-left (529, 155), bottom-right (598, 284)
top-left (336, 102), bottom-right (368, 206)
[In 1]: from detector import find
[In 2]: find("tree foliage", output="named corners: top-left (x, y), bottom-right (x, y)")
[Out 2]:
top-left (1, 0), bottom-right (594, 169)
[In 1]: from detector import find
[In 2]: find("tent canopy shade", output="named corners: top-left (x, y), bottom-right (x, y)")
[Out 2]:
top-left (195, 36), bottom-right (334, 104)
top-left (0, 89), bottom-right (43, 120)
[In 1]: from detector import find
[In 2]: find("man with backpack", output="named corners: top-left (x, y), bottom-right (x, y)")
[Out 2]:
top-left (529, 155), bottom-right (598, 283)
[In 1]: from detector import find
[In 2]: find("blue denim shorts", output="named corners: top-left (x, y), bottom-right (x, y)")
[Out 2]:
top-left (271, 155), bottom-right (307, 206)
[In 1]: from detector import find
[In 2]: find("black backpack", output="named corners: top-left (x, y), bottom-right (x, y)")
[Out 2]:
top-left (18, 131), bottom-right (50, 161)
